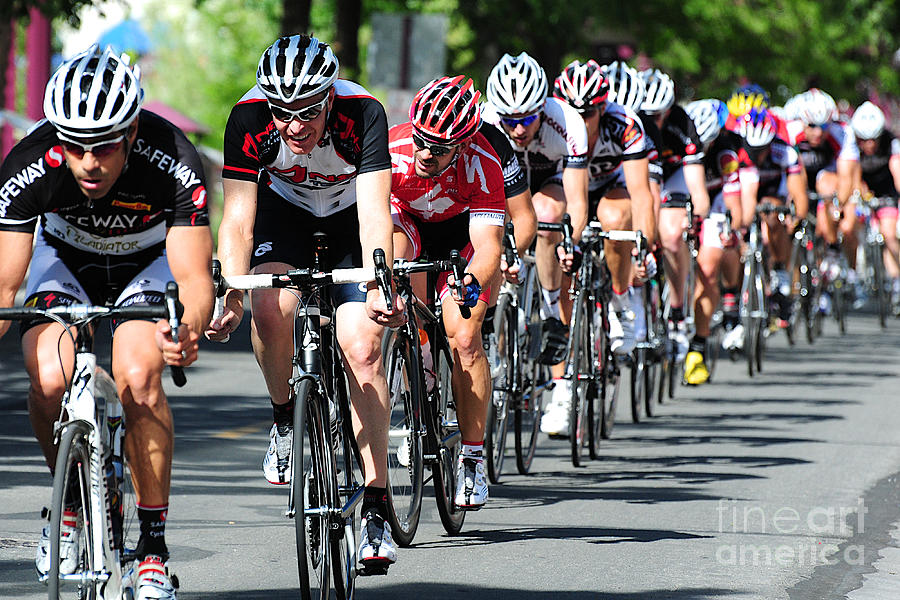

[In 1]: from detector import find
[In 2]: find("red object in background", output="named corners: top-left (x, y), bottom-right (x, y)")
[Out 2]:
top-left (26, 8), bottom-right (50, 122)
top-left (2, 21), bottom-right (16, 158)
top-left (142, 100), bottom-right (210, 136)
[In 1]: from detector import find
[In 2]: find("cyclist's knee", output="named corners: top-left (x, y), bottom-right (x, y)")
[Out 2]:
top-left (340, 333), bottom-right (382, 378)
top-left (115, 363), bottom-right (164, 408)
top-left (447, 322), bottom-right (482, 365)
top-left (597, 202), bottom-right (630, 232)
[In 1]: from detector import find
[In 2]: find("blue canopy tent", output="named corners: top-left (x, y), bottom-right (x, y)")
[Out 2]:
top-left (97, 19), bottom-right (153, 55)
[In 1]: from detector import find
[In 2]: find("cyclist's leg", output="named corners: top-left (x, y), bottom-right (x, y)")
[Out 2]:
top-left (816, 171), bottom-right (841, 247)
top-left (839, 196), bottom-right (860, 270)
top-left (877, 206), bottom-right (900, 300)
top-left (596, 188), bottom-right (637, 354)
top-left (687, 216), bottom-right (724, 384)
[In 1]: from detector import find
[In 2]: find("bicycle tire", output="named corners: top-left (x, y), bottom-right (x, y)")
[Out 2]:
top-left (485, 294), bottom-right (513, 484)
top-left (382, 330), bottom-right (424, 548)
top-left (331, 383), bottom-right (360, 600)
top-left (568, 296), bottom-right (590, 467)
top-left (873, 244), bottom-right (888, 328)
top-left (49, 420), bottom-right (98, 600)
top-left (630, 348), bottom-right (645, 424)
top-left (754, 316), bottom-right (765, 373)
top-left (745, 315), bottom-right (757, 378)
top-left (292, 379), bottom-right (333, 600)
top-left (706, 323), bottom-right (722, 383)
top-left (430, 340), bottom-right (465, 535)
top-left (833, 279), bottom-right (846, 334)
top-left (597, 300), bottom-right (619, 442)
top-left (515, 269), bottom-right (544, 474)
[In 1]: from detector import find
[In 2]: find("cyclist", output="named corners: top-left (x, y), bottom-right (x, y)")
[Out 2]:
top-left (481, 52), bottom-right (589, 436)
top-left (787, 88), bottom-right (859, 310)
top-left (850, 101), bottom-right (900, 309)
top-left (207, 35), bottom-right (404, 569)
top-left (389, 76), bottom-right (505, 509)
top-left (682, 99), bottom-right (746, 384)
top-left (0, 46), bottom-right (212, 599)
top-left (553, 59), bottom-right (656, 358)
top-left (640, 68), bottom-right (710, 361)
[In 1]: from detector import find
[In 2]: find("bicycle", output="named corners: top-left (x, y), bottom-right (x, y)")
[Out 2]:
top-left (789, 211), bottom-right (822, 344)
top-left (483, 223), bottom-right (551, 482)
top-left (212, 245), bottom-right (390, 600)
top-left (857, 195), bottom-right (891, 328)
top-left (629, 233), bottom-right (660, 422)
top-left (382, 250), bottom-right (473, 546)
top-left (0, 284), bottom-right (186, 600)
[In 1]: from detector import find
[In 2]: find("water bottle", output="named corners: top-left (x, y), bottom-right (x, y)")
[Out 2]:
top-left (418, 328), bottom-right (435, 393)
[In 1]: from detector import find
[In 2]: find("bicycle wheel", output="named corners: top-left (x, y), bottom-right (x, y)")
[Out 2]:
top-left (292, 379), bottom-right (333, 600)
top-left (873, 244), bottom-right (888, 328)
top-left (630, 348), bottom-right (645, 424)
top-left (382, 330), bottom-right (424, 548)
top-left (485, 294), bottom-right (512, 484)
top-left (597, 301), bottom-right (619, 443)
top-left (331, 385), bottom-right (361, 599)
top-left (430, 341), bottom-right (465, 535)
top-left (833, 279), bottom-right (846, 334)
top-left (568, 296), bottom-right (590, 467)
top-left (754, 315), bottom-right (765, 373)
top-left (48, 420), bottom-right (98, 600)
top-left (515, 269), bottom-right (544, 475)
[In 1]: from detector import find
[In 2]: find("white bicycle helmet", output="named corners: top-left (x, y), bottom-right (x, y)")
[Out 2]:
top-left (43, 45), bottom-right (143, 141)
top-left (850, 101), bottom-right (885, 140)
top-left (738, 109), bottom-right (777, 147)
top-left (605, 61), bottom-right (646, 112)
top-left (686, 99), bottom-right (724, 145)
top-left (486, 52), bottom-right (548, 115)
top-left (553, 59), bottom-right (608, 112)
top-left (256, 34), bottom-right (339, 104)
top-left (640, 68), bottom-right (675, 114)
top-left (792, 88), bottom-right (837, 127)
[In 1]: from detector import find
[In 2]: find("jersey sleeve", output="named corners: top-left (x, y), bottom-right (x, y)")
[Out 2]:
top-left (716, 148), bottom-right (741, 195)
top-left (619, 107), bottom-right (649, 161)
top-left (222, 97), bottom-right (269, 182)
top-left (891, 136), bottom-right (900, 158)
top-left (0, 123), bottom-right (63, 233)
top-left (836, 123), bottom-right (859, 162)
top-left (557, 101), bottom-right (589, 169)
top-left (681, 110), bottom-right (706, 165)
top-left (168, 125), bottom-right (211, 227)
top-left (354, 97), bottom-right (392, 175)
top-left (465, 135), bottom-right (506, 227)
top-left (479, 122), bottom-right (527, 198)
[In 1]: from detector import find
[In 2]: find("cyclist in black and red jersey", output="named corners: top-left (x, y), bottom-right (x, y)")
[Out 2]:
top-left (389, 76), bottom-right (505, 510)
top-left (207, 34), bottom-right (404, 570)
top-left (640, 68), bottom-right (711, 361)
top-left (851, 101), bottom-right (900, 310)
top-left (0, 46), bottom-right (213, 599)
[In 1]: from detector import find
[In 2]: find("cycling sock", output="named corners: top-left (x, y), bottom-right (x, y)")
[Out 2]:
top-left (669, 306), bottom-right (685, 323)
top-left (540, 287), bottom-right (561, 320)
top-left (610, 288), bottom-right (628, 312)
top-left (481, 306), bottom-right (496, 336)
top-left (461, 441), bottom-right (484, 459)
top-left (773, 262), bottom-right (786, 271)
top-left (361, 486), bottom-right (388, 518)
top-left (272, 397), bottom-right (294, 427)
top-left (690, 336), bottom-right (707, 356)
top-left (136, 505), bottom-right (169, 561)
top-left (828, 242), bottom-right (841, 253)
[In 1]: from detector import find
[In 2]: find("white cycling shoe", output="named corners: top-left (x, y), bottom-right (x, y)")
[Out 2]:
top-left (36, 509), bottom-right (81, 577)
top-left (263, 423), bottom-right (292, 485)
top-left (124, 555), bottom-right (177, 600)
top-left (454, 456), bottom-right (488, 510)
top-left (540, 380), bottom-right (571, 435)
top-left (358, 510), bottom-right (397, 570)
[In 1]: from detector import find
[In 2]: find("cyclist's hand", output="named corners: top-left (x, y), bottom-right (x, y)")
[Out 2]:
top-left (632, 248), bottom-right (657, 280)
top-left (556, 243), bottom-right (582, 275)
top-left (204, 291), bottom-right (243, 342)
top-left (721, 230), bottom-right (739, 248)
top-left (366, 287), bottom-right (407, 327)
top-left (500, 255), bottom-right (522, 284)
top-left (446, 272), bottom-right (481, 307)
top-left (156, 320), bottom-right (200, 367)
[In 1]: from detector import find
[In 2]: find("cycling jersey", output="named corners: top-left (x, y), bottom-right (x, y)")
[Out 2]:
top-left (859, 131), bottom-right (900, 198)
top-left (478, 122), bottom-right (528, 199)
top-left (388, 122), bottom-right (506, 227)
top-left (785, 120), bottom-right (859, 186)
top-left (586, 102), bottom-right (649, 192)
top-left (0, 111), bottom-right (209, 253)
top-left (638, 113), bottom-right (664, 183)
top-left (737, 135), bottom-right (803, 201)
top-left (702, 130), bottom-right (748, 214)
top-left (481, 97), bottom-right (589, 193)
top-left (657, 105), bottom-right (705, 182)
top-left (222, 79), bottom-right (391, 217)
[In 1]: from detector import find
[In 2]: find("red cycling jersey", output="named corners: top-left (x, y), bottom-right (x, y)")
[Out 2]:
top-left (388, 122), bottom-right (506, 226)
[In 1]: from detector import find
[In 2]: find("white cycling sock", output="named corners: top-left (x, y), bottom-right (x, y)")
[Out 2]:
top-left (540, 287), bottom-right (561, 320)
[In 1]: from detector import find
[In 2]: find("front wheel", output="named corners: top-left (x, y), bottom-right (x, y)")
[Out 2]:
top-left (429, 342), bottom-right (465, 535)
top-left (485, 294), bottom-right (513, 484)
top-left (630, 349), bottom-right (645, 424)
top-left (49, 421), bottom-right (98, 600)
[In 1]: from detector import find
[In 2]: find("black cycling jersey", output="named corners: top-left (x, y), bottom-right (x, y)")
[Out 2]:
top-left (222, 79), bottom-right (391, 218)
top-left (0, 111), bottom-right (209, 254)
top-left (859, 131), bottom-right (900, 198)
top-left (479, 122), bottom-right (528, 199)
top-left (638, 113), bottom-right (664, 183)
top-left (657, 105), bottom-right (704, 181)
top-left (703, 130), bottom-right (748, 196)
top-left (741, 135), bottom-right (803, 200)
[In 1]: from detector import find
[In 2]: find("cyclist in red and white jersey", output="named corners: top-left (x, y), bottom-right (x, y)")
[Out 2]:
top-left (481, 52), bottom-right (589, 431)
top-left (208, 35), bottom-right (404, 569)
top-left (851, 101), bottom-right (900, 308)
top-left (390, 76), bottom-right (504, 509)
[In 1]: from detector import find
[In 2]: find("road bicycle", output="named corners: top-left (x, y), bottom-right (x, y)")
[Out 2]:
top-left (212, 244), bottom-right (390, 600)
top-left (789, 212), bottom-right (822, 344)
top-left (629, 232), bottom-right (660, 422)
top-left (857, 195), bottom-right (892, 327)
top-left (382, 250), bottom-right (471, 546)
top-left (0, 284), bottom-right (186, 600)
top-left (483, 223), bottom-right (551, 483)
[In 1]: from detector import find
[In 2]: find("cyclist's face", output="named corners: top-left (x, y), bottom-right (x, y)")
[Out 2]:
top-left (413, 142), bottom-right (460, 178)
top-left (580, 105), bottom-right (603, 138)
top-left (500, 112), bottom-right (542, 147)
top-left (858, 138), bottom-right (878, 156)
top-left (61, 125), bottom-right (136, 200)
top-left (804, 124), bottom-right (824, 146)
top-left (270, 89), bottom-right (333, 155)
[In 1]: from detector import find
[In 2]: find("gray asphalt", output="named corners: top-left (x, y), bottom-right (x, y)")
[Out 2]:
top-left (3, 312), bottom-right (900, 599)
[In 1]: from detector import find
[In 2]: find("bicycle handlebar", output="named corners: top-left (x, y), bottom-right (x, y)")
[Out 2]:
top-left (216, 267), bottom-right (375, 292)
top-left (449, 249), bottom-right (471, 319)
top-left (503, 221), bottom-right (519, 270)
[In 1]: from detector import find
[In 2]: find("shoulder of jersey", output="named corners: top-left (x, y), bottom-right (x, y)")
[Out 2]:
top-left (333, 79), bottom-right (378, 102)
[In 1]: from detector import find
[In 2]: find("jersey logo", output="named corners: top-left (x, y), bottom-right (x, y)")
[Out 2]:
top-left (333, 112), bottom-right (361, 152)
top-left (255, 241), bottom-right (273, 257)
top-left (191, 186), bottom-right (207, 209)
top-left (0, 157), bottom-right (49, 216)
top-left (111, 199), bottom-right (152, 211)
top-left (45, 146), bottom-right (64, 168)
top-left (463, 154), bottom-right (490, 194)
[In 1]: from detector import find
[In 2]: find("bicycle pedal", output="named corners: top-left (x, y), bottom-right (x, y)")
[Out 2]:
top-left (358, 563), bottom-right (391, 576)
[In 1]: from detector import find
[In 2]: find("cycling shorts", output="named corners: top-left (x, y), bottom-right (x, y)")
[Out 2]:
top-left (700, 213), bottom-right (732, 251)
top-left (588, 168), bottom-right (628, 216)
top-left (661, 167), bottom-right (691, 208)
top-left (391, 208), bottom-right (491, 304)
top-left (251, 187), bottom-right (366, 305)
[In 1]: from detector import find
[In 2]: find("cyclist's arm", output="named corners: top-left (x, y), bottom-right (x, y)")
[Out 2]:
top-left (0, 230), bottom-right (33, 338)
top-left (466, 221), bottom-right (504, 288)
top-left (836, 158), bottom-right (855, 206)
top-left (508, 189), bottom-right (536, 256)
top-left (356, 167), bottom-right (394, 271)
top-left (684, 162), bottom-right (710, 218)
top-left (562, 166), bottom-right (589, 243)
top-left (787, 172), bottom-right (808, 220)
top-left (890, 155), bottom-right (900, 196)
top-left (622, 157), bottom-right (656, 246)
top-left (218, 178), bottom-right (259, 307)
top-left (166, 225), bottom-right (214, 333)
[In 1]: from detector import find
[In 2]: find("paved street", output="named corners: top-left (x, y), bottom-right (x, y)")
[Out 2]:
top-left (2, 313), bottom-right (900, 599)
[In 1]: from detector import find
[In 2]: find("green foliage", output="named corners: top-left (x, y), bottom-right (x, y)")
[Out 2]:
top-left (1, 0), bottom-right (108, 25)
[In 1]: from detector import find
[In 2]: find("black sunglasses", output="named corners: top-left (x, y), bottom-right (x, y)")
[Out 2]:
top-left (412, 132), bottom-right (458, 157)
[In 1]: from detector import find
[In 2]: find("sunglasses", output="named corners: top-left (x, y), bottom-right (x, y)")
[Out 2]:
top-left (269, 96), bottom-right (330, 123)
top-left (412, 132), bottom-right (458, 157)
top-left (59, 133), bottom-right (127, 159)
top-left (500, 113), bottom-right (540, 128)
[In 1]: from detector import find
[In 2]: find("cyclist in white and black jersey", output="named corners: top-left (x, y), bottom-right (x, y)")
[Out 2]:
top-left (0, 46), bottom-right (213, 599)
top-left (851, 101), bottom-right (900, 307)
top-left (207, 35), bottom-right (404, 570)
top-left (640, 68), bottom-right (710, 360)
top-left (483, 51), bottom-right (589, 433)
